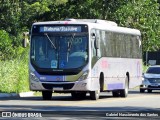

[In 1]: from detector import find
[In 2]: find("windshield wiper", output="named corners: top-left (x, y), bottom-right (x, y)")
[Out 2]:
top-left (68, 33), bottom-right (75, 52)
top-left (67, 34), bottom-right (75, 62)
top-left (44, 33), bottom-right (56, 49)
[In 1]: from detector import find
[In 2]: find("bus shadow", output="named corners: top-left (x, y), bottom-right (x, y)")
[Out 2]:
top-left (129, 90), bottom-right (160, 95)
top-left (0, 93), bottom-right (113, 102)
top-left (0, 104), bottom-right (160, 112)
top-left (1, 90), bottom-right (159, 101)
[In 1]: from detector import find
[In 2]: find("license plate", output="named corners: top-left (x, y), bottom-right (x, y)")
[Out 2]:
top-left (151, 84), bottom-right (159, 87)
top-left (53, 87), bottom-right (63, 90)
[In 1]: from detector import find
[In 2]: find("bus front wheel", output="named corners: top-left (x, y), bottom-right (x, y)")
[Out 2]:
top-left (42, 91), bottom-right (52, 100)
top-left (90, 90), bottom-right (100, 100)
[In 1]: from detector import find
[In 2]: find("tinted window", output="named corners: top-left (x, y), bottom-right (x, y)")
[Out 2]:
top-left (31, 33), bottom-right (88, 69)
top-left (147, 67), bottom-right (160, 74)
top-left (97, 30), bottom-right (141, 58)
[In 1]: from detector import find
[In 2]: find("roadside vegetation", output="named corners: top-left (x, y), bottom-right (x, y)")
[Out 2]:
top-left (143, 65), bottom-right (149, 73)
top-left (0, 0), bottom-right (159, 93)
top-left (0, 48), bottom-right (29, 93)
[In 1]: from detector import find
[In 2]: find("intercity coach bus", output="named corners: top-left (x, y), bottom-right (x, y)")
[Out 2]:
top-left (28, 19), bottom-right (142, 100)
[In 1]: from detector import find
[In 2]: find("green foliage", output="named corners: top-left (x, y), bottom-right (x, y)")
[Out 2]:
top-left (143, 65), bottom-right (149, 73)
top-left (113, 0), bottom-right (160, 51)
top-left (21, 0), bottom-right (68, 28)
top-left (0, 48), bottom-right (29, 93)
top-left (39, 0), bottom-right (125, 22)
top-left (0, 0), bottom-right (21, 36)
top-left (0, 30), bottom-right (14, 60)
top-left (0, 29), bottom-right (26, 60)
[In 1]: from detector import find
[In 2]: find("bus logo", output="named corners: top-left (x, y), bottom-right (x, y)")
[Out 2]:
top-left (56, 77), bottom-right (61, 81)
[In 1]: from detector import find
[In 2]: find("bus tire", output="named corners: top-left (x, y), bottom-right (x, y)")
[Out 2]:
top-left (71, 92), bottom-right (77, 99)
top-left (112, 91), bottom-right (120, 97)
top-left (120, 77), bottom-right (129, 97)
top-left (100, 73), bottom-right (104, 92)
top-left (42, 91), bottom-right (52, 100)
top-left (90, 90), bottom-right (100, 100)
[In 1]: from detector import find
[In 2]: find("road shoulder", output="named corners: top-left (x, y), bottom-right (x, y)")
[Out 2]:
top-left (0, 92), bottom-right (34, 98)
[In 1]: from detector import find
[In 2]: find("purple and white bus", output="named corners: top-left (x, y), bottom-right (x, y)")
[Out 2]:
top-left (28, 19), bottom-right (142, 100)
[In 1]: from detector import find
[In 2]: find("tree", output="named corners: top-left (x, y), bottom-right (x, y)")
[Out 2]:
top-left (40, 0), bottom-right (129, 22)
top-left (0, 0), bottom-right (21, 36)
top-left (0, 0), bottom-right (68, 60)
top-left (20, 0), bottom-right (68, 28)
top-left (0, 30), bottom-right (14, 60)
top-left (113, 0), bottom-right (160, 51)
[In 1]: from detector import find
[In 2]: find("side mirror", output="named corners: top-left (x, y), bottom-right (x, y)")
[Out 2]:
top-left (91, 33), bottom-right (99, 49)
top-left (94, 39), bottom-right (99, 49)
top-left (91, 33), bottom-right (96, 39)
top-left (22, 32), bottom-right (29, 48)
top-left (94, 37), bottom-right (100, 49)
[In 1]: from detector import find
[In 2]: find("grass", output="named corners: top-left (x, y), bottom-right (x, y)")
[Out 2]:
top-left (0, 49), bottom-right (29, 93)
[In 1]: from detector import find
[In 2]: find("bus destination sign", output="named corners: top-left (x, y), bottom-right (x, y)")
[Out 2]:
top-left (40, 26), bottom-right (81, 32)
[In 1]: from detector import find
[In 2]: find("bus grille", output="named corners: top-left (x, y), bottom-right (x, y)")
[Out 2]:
top-left (148, 78), bottom-right (160, 83)
top-left (42, 83), bottom-right (74, 90)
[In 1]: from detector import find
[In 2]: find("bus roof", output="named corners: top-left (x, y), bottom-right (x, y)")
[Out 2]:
top-left (33, 19), bottom-right (141, 36)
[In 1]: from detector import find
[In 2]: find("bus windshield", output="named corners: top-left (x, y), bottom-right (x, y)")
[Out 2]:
top-left (30, 33), bottom-right (88, 70)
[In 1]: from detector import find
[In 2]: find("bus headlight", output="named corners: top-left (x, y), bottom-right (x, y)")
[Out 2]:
top-left (30, 72), bottom-right (39, 82)
top-left (78, 70), bottom-right (89, 81)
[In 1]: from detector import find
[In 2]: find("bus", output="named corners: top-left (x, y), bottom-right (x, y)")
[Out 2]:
top-left (28, 19), bottom-right (142, 100)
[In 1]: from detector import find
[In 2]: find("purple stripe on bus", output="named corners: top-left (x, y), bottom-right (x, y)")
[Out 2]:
top-left (107, 83), bottom-right (123, 90)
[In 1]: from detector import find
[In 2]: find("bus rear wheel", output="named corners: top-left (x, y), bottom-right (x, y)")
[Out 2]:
top-left (120, 77), bottom-right (129, 97)
top-left (112, 91), bottom-right (120, 97)
top-left (42, 91), bottom-right (52, 100)
top-left (90, 90), bottom-right (100, 100)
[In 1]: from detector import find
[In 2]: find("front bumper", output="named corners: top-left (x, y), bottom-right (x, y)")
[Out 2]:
top-left (30, 79), bottom-right (89, 92)
top-left (140, 84), bottom-right (160, 90)
top-left (140, 78), bottom-right (160, 90)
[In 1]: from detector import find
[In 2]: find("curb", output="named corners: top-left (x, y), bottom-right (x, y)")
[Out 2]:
top-left (0, 92), bottom-right (34, 98)
top-left (19, 92), bottom-right (34, 97)
top-left (0, 93), bottom-right (18, 98)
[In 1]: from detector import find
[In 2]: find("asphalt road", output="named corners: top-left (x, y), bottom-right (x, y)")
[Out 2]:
top-left (0, 89), bottom-right (160, 120)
